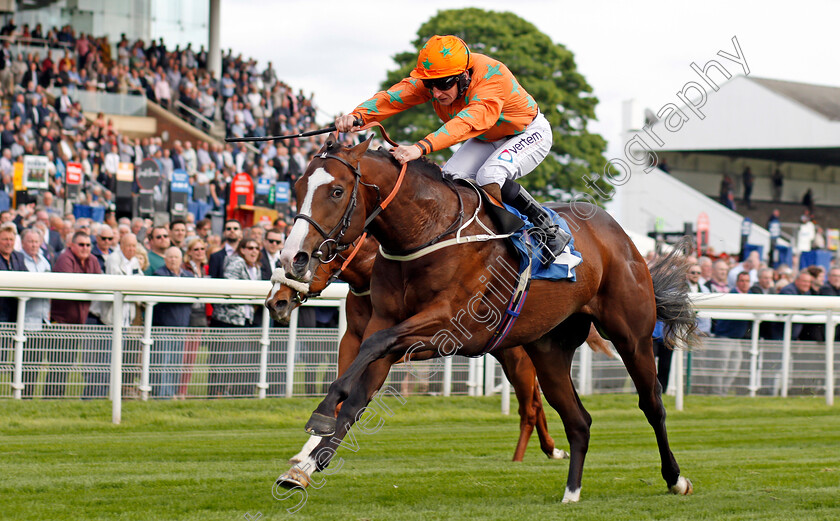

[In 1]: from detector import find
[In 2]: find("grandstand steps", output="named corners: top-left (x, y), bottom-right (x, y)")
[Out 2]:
top-left (145, 99), bottom-right (223, 148)
top-left (732, 198), bottom-right (840, 233)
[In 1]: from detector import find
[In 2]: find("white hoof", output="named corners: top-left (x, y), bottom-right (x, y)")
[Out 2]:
top-left (549, 448), bottom-right (570, 460)
top-left (562, 487), bottom-right (581, 503)
top-left (276, 467), bottom-right (310, 489)
top-left (668, 476), bottom-right (693, 495)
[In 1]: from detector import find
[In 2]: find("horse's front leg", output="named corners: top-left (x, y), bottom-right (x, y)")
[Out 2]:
top-left (306, 313), bottom-right (440, 436)
top-left (277, 354), bottom-right (399, 489)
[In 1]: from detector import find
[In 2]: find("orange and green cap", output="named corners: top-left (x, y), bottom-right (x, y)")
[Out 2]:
top-left (409, 35), bottom-right (471, 80)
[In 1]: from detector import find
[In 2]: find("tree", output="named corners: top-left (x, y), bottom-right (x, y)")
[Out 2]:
top-left (376, 8), bottom-right (610, 200)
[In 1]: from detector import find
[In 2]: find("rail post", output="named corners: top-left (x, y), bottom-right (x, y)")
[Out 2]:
top-left (258, 306), bottom-right (270, 399)
top-left (12, 297), bottom-right (28, 400)
top-left (284, 307), bottom-right (299, 398)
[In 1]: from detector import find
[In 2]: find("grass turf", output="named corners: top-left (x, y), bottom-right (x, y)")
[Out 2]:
top-left (1, 395), bottom-right (839, 520)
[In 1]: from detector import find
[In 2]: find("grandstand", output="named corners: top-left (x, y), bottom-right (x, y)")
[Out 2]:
top-left (612, 75), bottom-right (840, 258)
top-left (0, 1), bottom-right (333, 229)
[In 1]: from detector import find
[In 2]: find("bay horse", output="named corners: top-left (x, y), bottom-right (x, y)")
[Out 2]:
top-left (277, 135), bottom-right (697, 502)
top-left (266, 235), bottom-right (612, 465)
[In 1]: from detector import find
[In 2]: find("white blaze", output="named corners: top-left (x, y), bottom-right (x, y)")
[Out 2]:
top-left (280, 167), bottom-right (334, 271)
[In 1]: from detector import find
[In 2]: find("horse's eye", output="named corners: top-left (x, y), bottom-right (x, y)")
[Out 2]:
top-left (331, 187), bottom-right (344, 199)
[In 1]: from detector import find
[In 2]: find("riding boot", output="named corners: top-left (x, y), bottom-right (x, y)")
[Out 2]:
top-left (501, 179), bottom-right (571, 266)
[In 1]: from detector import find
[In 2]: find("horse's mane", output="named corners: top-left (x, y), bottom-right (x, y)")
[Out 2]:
top-left (367, 147), bottom-right (444, 182)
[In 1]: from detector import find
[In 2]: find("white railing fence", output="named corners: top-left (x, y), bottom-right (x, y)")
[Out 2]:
top-left (2, 274), bottom-right (838, 424)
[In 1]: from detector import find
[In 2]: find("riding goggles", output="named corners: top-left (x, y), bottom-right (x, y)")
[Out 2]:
top-left (422, 74), bottom-right (460, 91)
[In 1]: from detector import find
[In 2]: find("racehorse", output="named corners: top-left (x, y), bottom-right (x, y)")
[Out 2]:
top-left (266, 235), bottom-right (613, 466)
top-left (277, 134), bottom-right (697, 502)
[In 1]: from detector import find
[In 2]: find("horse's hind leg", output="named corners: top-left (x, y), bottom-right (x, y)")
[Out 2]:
top-left (600, 315), bottom-right (692, 495)
top-left (494, 347), bottom-right (564, 461)
top-left (523, 338), bottom-right (591, 503)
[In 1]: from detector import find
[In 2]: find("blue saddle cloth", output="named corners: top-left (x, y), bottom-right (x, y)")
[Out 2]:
top-left (503, 203), bottom-right (582, 281)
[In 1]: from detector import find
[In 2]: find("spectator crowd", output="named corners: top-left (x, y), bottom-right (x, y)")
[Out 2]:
top-left (0, 205), bottom-right (343, 399)
top-left (0, 19), bottom-right (344, 221)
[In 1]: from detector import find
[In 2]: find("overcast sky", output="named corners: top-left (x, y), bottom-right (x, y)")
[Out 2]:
top-left (220, 0), bottom-right (840, 157)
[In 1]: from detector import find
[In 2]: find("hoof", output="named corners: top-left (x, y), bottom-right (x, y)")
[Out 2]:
top-left (562, 487), bottom-right (581, 503)
top-left (669, 476), bottom-right (693, 495)
top-left (276, 467), bottom-right (310, 489)
top-left (305, 412), bottom-right (337, 436)
top-left (548, 448), bottom-right (570, 460)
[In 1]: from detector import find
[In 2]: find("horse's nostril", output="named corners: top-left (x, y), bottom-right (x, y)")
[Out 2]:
top-left (275, 300), bottom-right (288, 311)
top-left (293, 252), bottom-right (309, 270)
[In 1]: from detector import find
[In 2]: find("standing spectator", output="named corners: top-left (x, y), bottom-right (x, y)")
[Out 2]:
top-left (741, 166), bottom-right (754, 209)
top-left (727, 252), bottom-right (758, 288)
top-left (209, 238), bottom-right (261, 397)
top-left (144, 225), bottom-right (170, 275)
top-left (802, 188), bottom-right (814, 216)
top-left (749, 268), bottom-right (777, 295)
top-left (779, 270), bottom-right (820, 341)
top-left (260, 227), bottom-right (284, 280)
top-left (194, 218), bottom-right (211, 241)
top-left (771, 168), bottom-right (784, 202)
top-left (820, 267), bottom-right (840, 340)
top-left (90, 223), bottom-right (115, 273)
top-left (705, 260), bottom-right (730, 293)
top-left (169, 219), bottom-right (187, 251)
top-left (749, 267), bottom-right (781, 340)
top-left (819, 267), bottom-right (840, 297)
top-left (711, 272), bottom-right (752, 395)
top-left (21, 228), bottom-right (51, 398)
top-left (208, 219), bottom-right (241, 278)
top-left (719, 174), bottom-right (733, 206)
top-left (54, 86), bottom-right (74, 120)
top-left (180, 237), bottom-right (209, 397)
top-left (686, 263), bottom-right (712, 336)
top-left (151, 246), bottom-right (193, 398)
top-left (91, 232), bottom-right (143, 327)
top-left (697, 256), bottom-right (713, 286)
top-left (0, 223), bottom-right (26, 323)
top-left (796, 215), bottom-right (816, 254)
top-left (807, 265), bottom-right (826, 292)
top-left (51, 231), bottom-right (102, 398)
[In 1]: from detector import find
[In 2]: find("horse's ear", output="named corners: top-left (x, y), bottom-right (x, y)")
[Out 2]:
top-left (320, 133), bottom-right (339, 153)
top-left (345, 135), bottom-right (373, 165)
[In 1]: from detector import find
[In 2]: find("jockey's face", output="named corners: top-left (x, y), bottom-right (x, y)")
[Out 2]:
top-left (432, 83), bottom-right (459, 106)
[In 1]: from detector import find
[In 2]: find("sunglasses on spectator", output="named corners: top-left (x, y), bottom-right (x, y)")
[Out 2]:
top-left (689, 270), bottom-right (701, 275)
top-left (99, 236), bottom-right (114, 241)
top-left (225, 226), bottom-right (240, 231)
top-left (75, 242), bottom-right (92, 247)
top-left (154, 234), bottom-right (169, 239)
top-left (243, 246), bottom-right (260, 250)
top-left (191, 247), bottom-right (206, 251)
top-left (266, 239), bottom-right (283, 244)
top-left (422, 75), bottom-right (460, 91)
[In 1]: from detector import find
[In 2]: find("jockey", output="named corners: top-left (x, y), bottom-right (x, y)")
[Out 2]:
top-left (335, 34), bottom-right (571, 264)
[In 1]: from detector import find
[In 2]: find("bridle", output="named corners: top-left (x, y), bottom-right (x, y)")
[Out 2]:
top-left (287, 235), bottom-right (370, 305)
top-left (292, 122), bottom-right (403, 265)
top-left (293, 152), bottom-right (366, 263)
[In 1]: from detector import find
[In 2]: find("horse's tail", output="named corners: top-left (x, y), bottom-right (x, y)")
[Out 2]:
top-left (648, 237), bottom-right (699, 350)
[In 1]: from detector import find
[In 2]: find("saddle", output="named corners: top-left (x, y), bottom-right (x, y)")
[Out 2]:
top-left (453, 178), bottom-right (524, 235)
